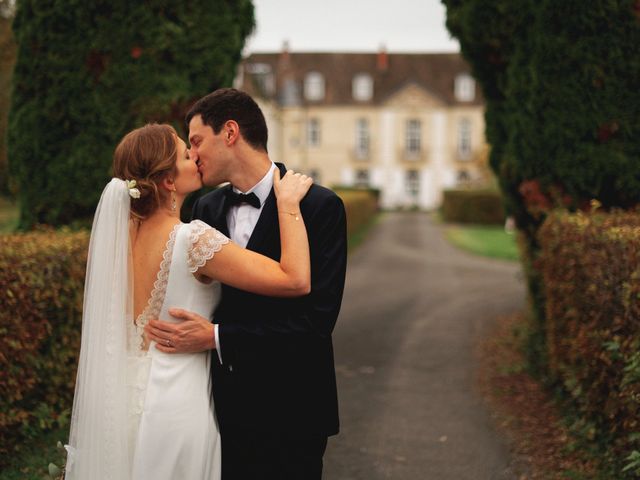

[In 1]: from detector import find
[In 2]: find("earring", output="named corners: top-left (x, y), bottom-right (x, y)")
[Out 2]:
top-left (171, 190), bottom-right (177, 212)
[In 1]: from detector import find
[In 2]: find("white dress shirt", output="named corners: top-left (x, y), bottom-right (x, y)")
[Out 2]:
top-left (215, 162), bottom-right (277, 363)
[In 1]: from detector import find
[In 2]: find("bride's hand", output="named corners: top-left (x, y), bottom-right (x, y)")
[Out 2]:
top-left (273, 169), bottom-right (313, 208)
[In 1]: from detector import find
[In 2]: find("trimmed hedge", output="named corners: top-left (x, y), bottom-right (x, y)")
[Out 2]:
top-left (0, 229), bottom-right (88, 463)
top-left (335, 188), bottom-right (379, 237)
top-left (538, 210), bottom-right (640, 477)
top-left (441, 189), bottom-right (505, 225)
top-left (0, 191), bottom-right (377, 462)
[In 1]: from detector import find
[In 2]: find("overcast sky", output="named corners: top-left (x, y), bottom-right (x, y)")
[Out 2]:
top-left (243, 0), bottom-right (460, 54)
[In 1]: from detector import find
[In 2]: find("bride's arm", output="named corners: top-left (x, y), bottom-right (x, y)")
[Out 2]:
top-left (196, 169), bottom-right (312, 297)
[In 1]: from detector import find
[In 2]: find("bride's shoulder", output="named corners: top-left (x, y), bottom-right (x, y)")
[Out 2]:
top-left (184, 219), bottom-right (214, 234)
top-left (181, 220), bottom-right (230, 272)
top-left (182, 220), bottom-right (229, 244)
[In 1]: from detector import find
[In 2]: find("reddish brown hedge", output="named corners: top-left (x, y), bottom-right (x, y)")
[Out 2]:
top-left (538, 210), bottom-right (640, 476)
top-left (0, 229), bottom-right (88, 461)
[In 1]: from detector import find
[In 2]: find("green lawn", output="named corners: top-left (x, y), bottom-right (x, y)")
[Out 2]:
top-left (445, 224), bottom-right (520, 261)
top-left (0, 196), bottom-right (19, 233)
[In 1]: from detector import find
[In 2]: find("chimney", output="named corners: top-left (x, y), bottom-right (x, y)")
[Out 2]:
top-left (280, 40), bottom-right (290, 66)
top-left (377, 44), bottom-right (388, 72)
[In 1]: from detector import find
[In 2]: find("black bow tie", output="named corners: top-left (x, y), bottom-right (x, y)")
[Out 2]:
top-left (224, 189), bottom-right (261, 209)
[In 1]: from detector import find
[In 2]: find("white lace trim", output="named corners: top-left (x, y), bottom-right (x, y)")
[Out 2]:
top-left (131, 222), bottom-right (181, 353)
top-left (186, 219), bottom-right (230, 273)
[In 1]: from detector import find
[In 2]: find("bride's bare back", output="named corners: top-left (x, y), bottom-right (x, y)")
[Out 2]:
top-left (131, 219), bottom-right (180, 333)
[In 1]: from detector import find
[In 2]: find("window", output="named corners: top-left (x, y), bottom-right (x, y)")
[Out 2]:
top-left (281, 78), bottom-right (300, 106)
top-left (355, 169), bottom-right (369, 187)
top-left (246, 63), bottom-right (275, 96)
top-left (406, 170), bottom-right (420, 198)
top-left (352, 73), bottom-right (373, 101)
top-left (457, 118), bottom-right (472, 160)
top-left (308, 169), bottom-right (321, 183)
top-left (355, 118), bottom-right (370, 159)
top-left (307, 118), bottom-right (321, 147)
top-left (455, 74), bottom-right (476, 102)
top-left (457, 170), bottom-right (471, 186)
top-left (304, 72), bottom-right (325, 101)
top-left (405, 119), bottom-right (421, 157)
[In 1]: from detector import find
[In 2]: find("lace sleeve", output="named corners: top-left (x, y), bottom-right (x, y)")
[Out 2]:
top-left (186, 220), bottom-right (230, 273)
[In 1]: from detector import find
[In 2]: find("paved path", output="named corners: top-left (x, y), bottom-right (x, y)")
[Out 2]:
top-left (324, 212), bottom-right (526, 480)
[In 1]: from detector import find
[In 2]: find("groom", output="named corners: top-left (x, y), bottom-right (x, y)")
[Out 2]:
top-left (147, 88), bottom-right (347, 479)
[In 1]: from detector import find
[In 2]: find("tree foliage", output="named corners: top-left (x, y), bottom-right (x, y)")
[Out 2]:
top-left (0, 5), bottom-right (16, 196)
top-left (443, 0), bottom-right (640, 372)
top-left (8, 0), bottom-right (254, 227)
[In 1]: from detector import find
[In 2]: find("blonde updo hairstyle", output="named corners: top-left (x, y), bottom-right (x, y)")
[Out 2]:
top-left (112, 123), bottom-right (178, 220)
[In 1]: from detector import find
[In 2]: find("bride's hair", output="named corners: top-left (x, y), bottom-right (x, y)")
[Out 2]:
top-left (112, 123), bottom-right (178, 219)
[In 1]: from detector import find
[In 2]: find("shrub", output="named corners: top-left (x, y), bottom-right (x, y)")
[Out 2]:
top-left (441, 189), bottom-right (505, 225)
top-left (444, 0), bottom-right (640, 378)
top-left (335, 188), bottom-right (379, 237)
top-left (538, 209), bottom-right (640, 476)
top-left (0, 228), bottom-right (88, 464)
top-left (8, 0), bottom-right (255, 228)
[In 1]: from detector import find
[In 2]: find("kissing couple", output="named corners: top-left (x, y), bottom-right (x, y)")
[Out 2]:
top-left (64, 88), bottom-right (347, 479)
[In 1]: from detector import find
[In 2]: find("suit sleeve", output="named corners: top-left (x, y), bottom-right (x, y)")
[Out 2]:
top-left (216, 193), bottom-right (347, 361)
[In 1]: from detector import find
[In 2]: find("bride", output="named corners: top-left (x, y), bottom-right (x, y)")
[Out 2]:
top-left (65, 123), bottom-right (312, 479)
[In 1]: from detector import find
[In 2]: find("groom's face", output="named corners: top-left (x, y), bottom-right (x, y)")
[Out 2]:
top-left (188, 115), bottom-right (229, 187)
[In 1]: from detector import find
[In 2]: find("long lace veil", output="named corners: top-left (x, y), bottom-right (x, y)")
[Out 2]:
top-left (65, 178), bottom-right (133, 479)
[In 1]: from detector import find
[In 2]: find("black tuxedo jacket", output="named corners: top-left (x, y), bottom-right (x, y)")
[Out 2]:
top-left (191, 163), bottom-right (347, 436)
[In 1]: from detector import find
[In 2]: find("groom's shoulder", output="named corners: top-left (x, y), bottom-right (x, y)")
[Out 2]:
top-left (304, 183), bottom-right (344, 212)
top-left (191, 185), bottom-right (228, 220)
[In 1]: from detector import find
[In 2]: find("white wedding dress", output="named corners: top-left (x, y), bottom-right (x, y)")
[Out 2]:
top-left (127, 220), bottom-right (228, 480)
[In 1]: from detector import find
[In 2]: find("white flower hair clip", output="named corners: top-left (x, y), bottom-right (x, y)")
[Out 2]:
top-left (126, 179), bottom-right (141, 199)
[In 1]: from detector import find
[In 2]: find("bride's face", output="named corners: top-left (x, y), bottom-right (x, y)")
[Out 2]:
top-left (173, 136), bottom-right (203, 195)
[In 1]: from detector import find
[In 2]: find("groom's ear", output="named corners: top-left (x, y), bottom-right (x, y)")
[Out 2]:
top-left (223, 120), bottom-right (240, 146)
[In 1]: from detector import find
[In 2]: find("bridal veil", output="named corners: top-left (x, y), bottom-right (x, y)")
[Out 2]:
top-left (66, 178), bottom-right (133, 479)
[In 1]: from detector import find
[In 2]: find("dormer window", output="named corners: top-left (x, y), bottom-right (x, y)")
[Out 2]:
top-left (246, 63), bottom-right (275, 96)
top-left (352, 74), bottom-right (373, 102)
top-left (304, 72), bottom-right (325, 101)
top-left (455, 74), bottom-right (475, 102)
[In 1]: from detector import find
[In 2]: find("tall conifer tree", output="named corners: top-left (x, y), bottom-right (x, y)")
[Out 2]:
top-left (8, 0), bottom-right (254, 227)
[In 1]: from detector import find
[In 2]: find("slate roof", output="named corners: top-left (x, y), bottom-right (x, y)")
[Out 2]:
top-left (238, 51), bottom-right (483, 107)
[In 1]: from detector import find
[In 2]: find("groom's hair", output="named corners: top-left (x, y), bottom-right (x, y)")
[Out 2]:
top-left (186, 88), bottom-right (268, 153)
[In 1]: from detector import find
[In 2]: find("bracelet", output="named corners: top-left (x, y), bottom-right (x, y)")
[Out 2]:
top-left (279, 211), bottom-right (300, 221)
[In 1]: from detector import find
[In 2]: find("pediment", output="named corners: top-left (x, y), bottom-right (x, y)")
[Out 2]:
top-left (382, 82), bottom-right (446, 108)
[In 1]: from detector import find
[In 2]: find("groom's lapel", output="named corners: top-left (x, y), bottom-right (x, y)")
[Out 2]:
top-left (211, 184), bottom-right (232, 237)
top-left (245, 163), bottom-right (287, 254)
top-left (246, 189), bottom-right (277, 254)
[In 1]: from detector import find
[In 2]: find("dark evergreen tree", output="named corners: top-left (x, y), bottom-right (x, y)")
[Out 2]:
top-left (444, 3), bottom-right (640, 473)
top-left (0, 1), bottom-right (16, 196)
top-left (443, 0), bottom-right (640, 374)
top-left (443, 0), bottom-right (548, 371)
top-left (8, 0), bottom-right (254, 227)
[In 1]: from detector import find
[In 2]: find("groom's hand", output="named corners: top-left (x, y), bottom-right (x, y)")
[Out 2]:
top-left (145, 308), bottom-right (216, 354)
